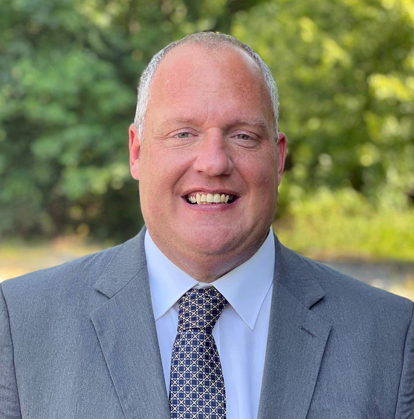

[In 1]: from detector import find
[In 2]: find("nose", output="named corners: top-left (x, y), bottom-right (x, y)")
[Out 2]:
top-left (193, 130), bottom-right (234, 176)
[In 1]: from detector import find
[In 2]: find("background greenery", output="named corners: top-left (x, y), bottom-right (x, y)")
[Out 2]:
top-left (1, 0), bottom-right (413, 260)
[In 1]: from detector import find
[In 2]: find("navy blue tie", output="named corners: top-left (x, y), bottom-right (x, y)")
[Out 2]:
top-left (169, 287), bottom-right (228, 418)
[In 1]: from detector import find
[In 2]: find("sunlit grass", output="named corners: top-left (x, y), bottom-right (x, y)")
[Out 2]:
top-left (0, 236), bottom-right (108, 282)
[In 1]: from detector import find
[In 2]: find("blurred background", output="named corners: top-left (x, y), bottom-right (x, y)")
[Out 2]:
top-left (1, 0), bottom-right (413, 298)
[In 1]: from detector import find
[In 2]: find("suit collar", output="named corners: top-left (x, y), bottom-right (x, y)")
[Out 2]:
top-left (93, 229), bottom-right (148, 299)
top-left (94, 229), bottom-right (323, 315)
top-left (258, 235), bottom-right (331, 419)
top-left (274, 236), bottom-right (326, 309)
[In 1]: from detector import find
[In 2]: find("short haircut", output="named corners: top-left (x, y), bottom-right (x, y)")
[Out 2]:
top-left (134, 32), bottom-right (279, 141)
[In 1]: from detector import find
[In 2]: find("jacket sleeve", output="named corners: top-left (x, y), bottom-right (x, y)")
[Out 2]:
top-left (0, 284), bottom-right (22, 419)
top-left (395, 303), bottom-right (414, 419)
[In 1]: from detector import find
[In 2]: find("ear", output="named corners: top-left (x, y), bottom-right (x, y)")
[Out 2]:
top-left (129, 124), bottom-right (141, 180)
top-left (276, 132), bottom-right (287, 186)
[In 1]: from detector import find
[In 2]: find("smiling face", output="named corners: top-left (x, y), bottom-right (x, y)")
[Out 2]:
top-left (129, 43), bottom-right (286, 281)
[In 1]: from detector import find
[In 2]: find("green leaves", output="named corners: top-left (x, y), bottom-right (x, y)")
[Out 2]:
top-left (235, 0), bottom-right (414, 211)
top-left (1, 0), bottom-right (413, 241)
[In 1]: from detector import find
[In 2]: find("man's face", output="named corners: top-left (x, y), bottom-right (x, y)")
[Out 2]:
top-left (129, 44), bottom-right (286, 279)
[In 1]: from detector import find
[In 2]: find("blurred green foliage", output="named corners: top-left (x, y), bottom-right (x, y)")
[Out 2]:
top-left (276, 188), bottom-right (414, 261)
top-left (233, 0), bottom-right (414, 211)
top-left (1, 0), bottom-right (413, 243)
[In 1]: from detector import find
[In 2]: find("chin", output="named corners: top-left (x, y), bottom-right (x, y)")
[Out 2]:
top-left (183, 234), bottom-right (241, 257)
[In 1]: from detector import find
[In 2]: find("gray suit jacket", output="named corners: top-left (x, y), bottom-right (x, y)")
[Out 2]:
top-left (1, 229), bottom-right (413, 418)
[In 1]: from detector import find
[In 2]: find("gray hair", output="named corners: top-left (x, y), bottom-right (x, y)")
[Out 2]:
top-left (134, 32), bottom-right (279, 141)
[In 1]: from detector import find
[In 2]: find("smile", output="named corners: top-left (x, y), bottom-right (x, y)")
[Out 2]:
top-left (186, 192), bottom-right (236, 205)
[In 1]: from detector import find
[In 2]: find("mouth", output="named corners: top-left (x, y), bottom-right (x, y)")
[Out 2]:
top-left (185, 192), bottom-right (237, 205)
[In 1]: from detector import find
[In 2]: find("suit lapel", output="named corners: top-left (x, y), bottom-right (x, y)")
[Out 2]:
top-left (88, 230), bottom-right (331, 418)
top-left (258, 238), bottom-right (332, 419)
top-left (90, 229), bottom-right (170, 419)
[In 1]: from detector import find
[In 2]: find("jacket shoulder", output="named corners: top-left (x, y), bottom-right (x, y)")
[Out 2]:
top-left (279, 243), bottom-right (414, 321)
top-left (1, 242), bottom-right (123, 303)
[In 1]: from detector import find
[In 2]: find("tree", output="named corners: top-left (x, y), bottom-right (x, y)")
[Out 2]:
top-left (1, 0), bottom-right (413, 242)
top-left (233, 0), bottom-right (414, 211)
top-left (0, 0), bottom-right (262, 241)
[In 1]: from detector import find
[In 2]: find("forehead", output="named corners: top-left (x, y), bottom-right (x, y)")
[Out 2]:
top-left (146, 43), bottom-right (272, 124)
top-left (155, 43), bottom-right (263, 89)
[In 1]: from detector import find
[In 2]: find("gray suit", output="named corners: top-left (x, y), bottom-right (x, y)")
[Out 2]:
top-left (1, 229), bottom-right (413, 418)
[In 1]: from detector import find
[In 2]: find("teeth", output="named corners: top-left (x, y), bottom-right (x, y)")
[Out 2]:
top-left (187, 192), bottom-right (234, 205)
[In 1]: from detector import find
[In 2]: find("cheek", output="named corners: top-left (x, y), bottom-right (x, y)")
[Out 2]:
top-left (247, 155), bottom-right (278, 187)
top-left (140, 147), bottom-right (193, 197)
top-left (253, 164), bottom-right (279, 204)
top-left (140, 147), bottom-right (172, 183)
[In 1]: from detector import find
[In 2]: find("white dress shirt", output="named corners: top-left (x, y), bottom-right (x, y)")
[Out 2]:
top-left (145, 230), bottom-right (275, 419)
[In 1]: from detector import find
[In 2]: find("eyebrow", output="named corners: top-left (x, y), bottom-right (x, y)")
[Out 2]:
top-left (231, 118), bottom-right (269, 130)
top-left (159, 118), bottom-right (196, 128)
top-left (158, 117), bottom-right (270, 131)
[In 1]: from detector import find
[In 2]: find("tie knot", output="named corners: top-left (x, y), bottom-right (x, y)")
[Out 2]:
top-left (177, 287), bottom-right (228, 332)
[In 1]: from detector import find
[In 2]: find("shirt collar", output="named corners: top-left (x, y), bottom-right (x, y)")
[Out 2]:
top-left (145, 229), bottom-right (275, 330)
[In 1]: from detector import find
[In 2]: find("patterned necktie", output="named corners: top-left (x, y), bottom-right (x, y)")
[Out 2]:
top-left (169, 287), bottom-right (228, 419)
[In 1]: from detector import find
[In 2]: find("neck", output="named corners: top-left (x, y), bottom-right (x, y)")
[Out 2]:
top-left (148, 231), bottom-right (268, 283)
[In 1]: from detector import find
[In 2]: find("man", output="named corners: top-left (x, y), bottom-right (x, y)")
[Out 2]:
top-left (0, 32), bottom-right (413, 419)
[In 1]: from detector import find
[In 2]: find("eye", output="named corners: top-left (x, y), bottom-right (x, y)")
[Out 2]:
top-left (176, 132), bottom-right (192, 139)
top-left (234, 133), bottom-right (252, 141)
top-left (231, 131), bottom-right (260, 148)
